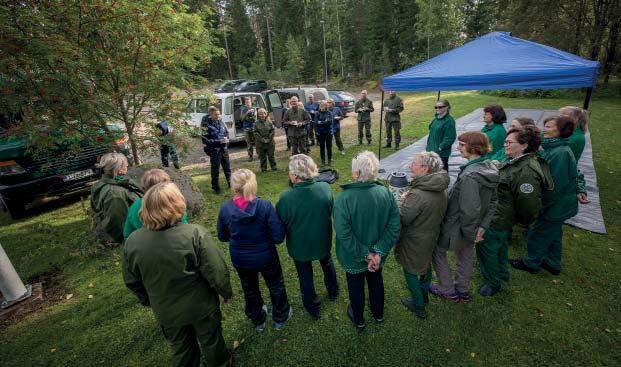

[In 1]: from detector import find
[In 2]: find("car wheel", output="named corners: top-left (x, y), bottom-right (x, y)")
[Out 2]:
top-left (0, 194), bottom-right (27, 219)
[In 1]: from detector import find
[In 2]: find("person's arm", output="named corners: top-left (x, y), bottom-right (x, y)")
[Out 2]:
top-left (438, 118), bottom-right (457, 152)
top-left (399, 191), bottom-right (423, 227)
top-left (216, 207), bottom-right (230, 242)
top-left (121, 250), bottom-right (150, 306)
top-left (197, 231), bottom-right (233, 300)
top-left (266, 202), bottom-right (286, 244)
top-left (479, 180), bottom-right (498, 231)
top-left (333, 196), bottom-right (368, 262)
top-left (300, 110), bottom-right (311, 126)
top-left (394, 98), bottom-right (404, 114)
top-left (267, 121), bottom-right (275, 141)
top-left (102, 194), bottom-right (129, 244)
top-left (368, 100), bottom-right (375, 112)
top-left (371, 191), bottom-right (401, 256)
top-left (457, 175), bottom-right (482, 242)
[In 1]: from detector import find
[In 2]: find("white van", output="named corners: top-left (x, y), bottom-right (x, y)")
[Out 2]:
top-left (185, 91), bottom-right (283, 142)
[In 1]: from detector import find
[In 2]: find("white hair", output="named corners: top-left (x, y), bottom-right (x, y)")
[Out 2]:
top-left (96, 152), bottom-right (128, 177)
top-left (415, 151), bottom-right (443, 173)
top-left (288, 154), bottom-right (318, 180)
top-left (352, 151), bottom-right (379, 181)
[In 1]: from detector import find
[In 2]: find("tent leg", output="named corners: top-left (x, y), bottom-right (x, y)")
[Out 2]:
top-left (378, 91), bottom-right (385, 173)
top-left (583, 88), bottom-right (593, 110)
top-left (437, 91), bottom-right (441, 101)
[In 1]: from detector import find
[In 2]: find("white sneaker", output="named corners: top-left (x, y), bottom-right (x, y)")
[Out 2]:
top-left (255, 304), bottom-right (268, 333)
top-left (340, 150), bottom-right (346, 155)
top-left (274, 306), bottom-right (293, 331)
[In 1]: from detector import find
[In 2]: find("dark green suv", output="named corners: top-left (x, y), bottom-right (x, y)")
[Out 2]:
top-left (0, 113), bottom-right (130, 218)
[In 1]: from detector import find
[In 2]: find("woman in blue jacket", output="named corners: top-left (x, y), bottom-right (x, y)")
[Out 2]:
top-left (315, 101), bottom-right (334, 166)
top-left (217, 169), bottom-right (291, 332)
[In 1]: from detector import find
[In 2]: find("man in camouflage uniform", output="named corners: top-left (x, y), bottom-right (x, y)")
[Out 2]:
top-left (354, 90), bottom-right (374, 145)
top-left (283, 96), bottom-right (311, 155)
top-left (240, 97), bottom-right (257, 161)
top-left (383, 91), bottom-right (404, 149)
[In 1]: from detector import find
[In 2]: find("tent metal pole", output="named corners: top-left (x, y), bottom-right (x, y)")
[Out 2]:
top-left (378, 91), bottom-right (386, 173)
top-left (437, 91), bottom-right (441, 101)
top-left (583, 87), bottom-right (593, 110)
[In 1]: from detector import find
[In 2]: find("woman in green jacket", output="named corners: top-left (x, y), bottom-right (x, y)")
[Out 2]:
top-left (276, 154), bottom-right (338, 320)
top-left (481, 105), bottom-right (507, 158)
top-left (253, 108), bottom-right (277, 172)
top-left (426, 99), bottom-right (457, 171)
top-left (511, 116), bottom-right (580, 275)
top-left (477, 126), bottom-right (553, 296)
top-left (559, 106), bottom-right (589, 162)
top-left (489, 117), bottom-right (536, 163)
top-left (91, 152), bottom-right (142, 245)
top-left (123, 169), bottom-right (188, 240)
top-left (334, 151), bottom-right (400, 331)
top-left (431, 132), bottom-right (499, 302)
top-left (123, 182), bottom-right (233, 367)
top-left (395, 152), bottom-right (449, 319)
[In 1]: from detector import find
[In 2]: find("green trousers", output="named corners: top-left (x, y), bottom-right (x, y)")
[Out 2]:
top-left (245, 129), bottom-right (255, 158)
top-left (256, 141), bottom-right (276, 171)
top-left (403, 267), bottom-right (432, 307)
top-left (523, 218), bottom-right (563, 271)
top-left (160, 309), bottom-right (231, 367)
top-left (477, 227), bottom-right (510, 288)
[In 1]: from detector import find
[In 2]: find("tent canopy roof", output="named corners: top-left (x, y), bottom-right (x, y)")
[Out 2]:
top-left (382, 32), bottom-right (600, 92)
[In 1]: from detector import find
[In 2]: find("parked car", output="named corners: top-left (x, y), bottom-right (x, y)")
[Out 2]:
top-left (185, 90), bottom-right (284, 142)
top-left (328, 90), bottom-right (356, 115)
top-left (234, 80), bottom-right (268, 93)
top-left (0, 113), bottom-right (132, 218)
top-left (276, 87), bottom-right (330, 105)
top-left (214, 80), bottom-right (246, 93)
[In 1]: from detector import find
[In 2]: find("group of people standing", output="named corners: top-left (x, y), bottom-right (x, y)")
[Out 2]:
top-left (89, 95), bottom-right (590, 366)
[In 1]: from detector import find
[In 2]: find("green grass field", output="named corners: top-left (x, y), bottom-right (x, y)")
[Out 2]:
top-left (1, 89), bottom-right (620, 366)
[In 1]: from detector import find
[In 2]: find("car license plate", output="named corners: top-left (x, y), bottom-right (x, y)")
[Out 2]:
top-left (63, 169), bottom-right (95, 182)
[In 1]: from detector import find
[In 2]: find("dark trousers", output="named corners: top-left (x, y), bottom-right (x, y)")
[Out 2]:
top-left (316, 133), bottom-right (333, 163)
top-left (334, 130), bottom-right (344, 151)
top-left (441, 156), bottom-right (449, 172)
top-left (235, 257), bottom-right (290, 325)
top-left (160, 144), bottom-right (180, 169)
top-left (345, 269), bottom-right (384, 325)
top-left (160, 309), bottom-right (231, 367)
top-left (207, 147), bottom-right (231, 192)
top-left (307, 123), bottom-right (316, 145)
top-left (386, 121), bottom-right (401, 145)
top-left (256, 141), bottom-right (276, 171)
top-left (290, 134), bottom-right (308, 155)
top-left (358, 120), bottom-right (371, 143)
top-left (284, 127), bottom-right (291, 149)
top-left (293, 255), bottom-right (339, 316)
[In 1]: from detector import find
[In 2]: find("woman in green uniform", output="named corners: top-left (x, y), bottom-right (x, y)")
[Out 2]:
top-left (477, 126), bottom-right (553, 296)
top-left (481, 105), bottom-right (507, 157)
top-left (559, 106), bottom-right (589, 162)
top-left (511, 116), bottom-right (579, 275)
top-left (123, 182), bottom-right (233, 367)
top-left (426, 99), bottom-right (457, 171)
top-left (91, 152), bottom-right (142, 245)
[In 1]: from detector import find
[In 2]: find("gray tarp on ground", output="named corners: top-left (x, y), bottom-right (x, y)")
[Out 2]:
top-left (378, 108), bottom-right (606, 234)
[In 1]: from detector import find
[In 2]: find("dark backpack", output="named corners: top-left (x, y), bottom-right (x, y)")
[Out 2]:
top-left (316, 168), bottom-right (339, 184)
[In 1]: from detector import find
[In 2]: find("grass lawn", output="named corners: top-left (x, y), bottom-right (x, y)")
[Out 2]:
top-left (1, 89), bottom-right (620, 366)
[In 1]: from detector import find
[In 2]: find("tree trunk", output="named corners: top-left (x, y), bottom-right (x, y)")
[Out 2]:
top-left (589, 0), bottom-right (613, 61)
top-left (128, 132), bottom-right (141, 166)
top-left (603, 0), bottom-right (621, 86)
top-left (266, 16), bottom-right (274, 71)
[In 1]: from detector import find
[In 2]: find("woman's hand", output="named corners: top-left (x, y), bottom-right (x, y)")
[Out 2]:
top-left (475, 227), bottom-right (485, 243)
top-left (577, 193), bottom-right (589, 204)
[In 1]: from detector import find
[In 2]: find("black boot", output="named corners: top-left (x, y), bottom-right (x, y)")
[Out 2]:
top-left (510, 259), bottom-right (539, 274)
top-left (541, 261), bottom-right (561, 276)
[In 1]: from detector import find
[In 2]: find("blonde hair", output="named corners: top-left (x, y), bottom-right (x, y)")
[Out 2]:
top-left (96, 152), bottom-right (128, 177)
top-left (352, 151), bottom-right (379, 181)
top-left (559, 106), bottom-right (588, 132)
top-left (257, 108), bottom-right (270, 121)
top-left (139, 182), bottom-right (186, 230)
top-left (141, 169), bottom-right (171, 191)
top-left (288, 154), bottom-right (318, 180)
top-left (231, 169), bottom-right (257, 199)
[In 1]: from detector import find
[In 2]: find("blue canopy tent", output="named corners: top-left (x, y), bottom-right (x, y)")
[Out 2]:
top-left (376, 31), bottom-right (600, 164)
